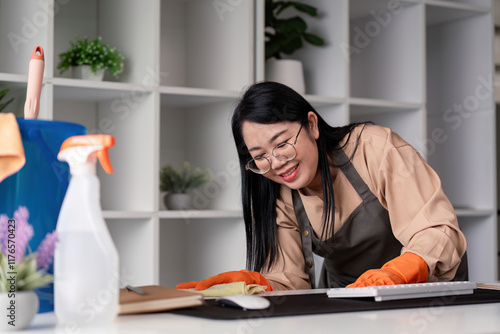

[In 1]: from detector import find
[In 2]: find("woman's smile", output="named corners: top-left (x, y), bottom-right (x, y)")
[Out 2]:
top-left (279, 163), bottom-right (299, 182)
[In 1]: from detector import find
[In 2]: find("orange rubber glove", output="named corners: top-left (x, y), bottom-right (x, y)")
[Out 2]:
top-left (347, 252), bottom-right (428, 288)
top-left (176, 270), bottom-right (273, 292)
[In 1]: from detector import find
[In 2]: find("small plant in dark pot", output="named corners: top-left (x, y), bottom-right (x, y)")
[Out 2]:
top-left (159, 162), bottom-right (213, 210)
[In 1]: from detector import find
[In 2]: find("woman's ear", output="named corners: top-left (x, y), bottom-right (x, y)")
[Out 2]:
top-left (307, 111), bottom-right (320, 140)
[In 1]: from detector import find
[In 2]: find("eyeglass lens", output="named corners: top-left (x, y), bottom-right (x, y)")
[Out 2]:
top-left (247, 143), bottom-right (296, 173)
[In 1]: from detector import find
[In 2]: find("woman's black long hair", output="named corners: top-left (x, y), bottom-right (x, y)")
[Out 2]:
top-left (231, 82), bottom-right (364, 272)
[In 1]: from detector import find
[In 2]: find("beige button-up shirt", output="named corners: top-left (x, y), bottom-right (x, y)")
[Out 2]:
top-left (262, 125), bottom-right (467, 290)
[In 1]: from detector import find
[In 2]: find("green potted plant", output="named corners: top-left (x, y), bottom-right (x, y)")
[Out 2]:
top-left (57, 36), bottom-right (124, 81)
top-left (0, 88), bottom-right (14, 113)
top-left (0, 206), bottom-right (58, 330)
top-left (160, 161), bottom-right (213, 210)
top-left (265, 0), bottom-right (325, 93)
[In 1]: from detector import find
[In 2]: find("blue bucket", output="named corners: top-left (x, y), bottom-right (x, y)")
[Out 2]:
top-left (0, 119), bottom-right (86, 313)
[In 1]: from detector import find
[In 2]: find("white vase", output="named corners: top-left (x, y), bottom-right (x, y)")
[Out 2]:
top-left (0, 290), bottom-right (39, 331)
top-left (265, 59), bottom-right (306, 94)
top-left (71, 65), bottom-right (105, 81)
top-left (164, 193), bottom-right (192, 210)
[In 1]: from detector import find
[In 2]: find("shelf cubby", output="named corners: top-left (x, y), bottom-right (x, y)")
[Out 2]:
top-left (349, 1), bottom-right (424, 103)
top-left (54, 0), bottom-right (157, 84)
top-left (160, 0), bottom-right (254, 91)
top-left (159, 218), bottom-right (245, 287)
top-left (459, 216), bottom-right (498, 282)
top-left (426, 8), bottom-right (493, 115)
top-left (159, 99), bottom-right (241, 211)
top-left (275, 0), bottom-right (348, 97)
top-left (53, 88), bottom-right (157, 212)
top-left (426, 7), bottom-right (495, 212)
top-left (106, 218), bottom-right (157, 286)
top-left (427, 110), bottom-right (495, 210)
top-left (0, 0), bottom-right (50, 76)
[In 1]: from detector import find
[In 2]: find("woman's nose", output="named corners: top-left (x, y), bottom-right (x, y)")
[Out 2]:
top-left (269, 155), bottom-right (287, 170)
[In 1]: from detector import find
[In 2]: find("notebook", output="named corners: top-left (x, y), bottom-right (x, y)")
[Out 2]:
top-left (119, 285), bottom-right (204, 315)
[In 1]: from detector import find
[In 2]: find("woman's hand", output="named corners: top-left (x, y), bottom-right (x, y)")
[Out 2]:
top-left (176, 269), bottom-right (273, 292)
top-left (347, 252), bottom-right (428, 288)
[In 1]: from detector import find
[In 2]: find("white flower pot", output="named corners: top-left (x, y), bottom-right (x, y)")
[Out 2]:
top-left (72, 65), bottom-right (105, 81)
top-left (0, 290), bottom-right (39, 331)
top-left (265, 59), bottom-right (306, 94)
top-left (164, 193), bottom-right (192, 210)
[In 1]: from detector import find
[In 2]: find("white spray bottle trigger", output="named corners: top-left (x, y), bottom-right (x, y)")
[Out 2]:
top-left (58, 134), bottom-right (115, 176)
top-left (57, 145), bottom-right (104, 176)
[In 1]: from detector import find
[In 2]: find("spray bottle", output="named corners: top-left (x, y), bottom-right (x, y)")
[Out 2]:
top-left (54, 134), bottom-right (119, 325)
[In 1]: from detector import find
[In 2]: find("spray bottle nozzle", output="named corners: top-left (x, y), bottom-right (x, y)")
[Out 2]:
top-left (58, 134), bottom-right (115, 174)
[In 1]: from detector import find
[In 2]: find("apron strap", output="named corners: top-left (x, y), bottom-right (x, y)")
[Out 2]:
top-left (292, 189), bottom-right (317, 289)
top-left (331, 147), bottom-right (374, 202)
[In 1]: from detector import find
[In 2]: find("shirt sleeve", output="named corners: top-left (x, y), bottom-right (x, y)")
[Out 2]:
top-left (260, 189), bottom-right (311, 290)
top-left (375, 142), bottom-right (467, 281)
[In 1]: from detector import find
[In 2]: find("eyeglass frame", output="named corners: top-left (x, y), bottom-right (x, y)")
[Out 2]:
top-left (245, 123), bottom-right (304, 174)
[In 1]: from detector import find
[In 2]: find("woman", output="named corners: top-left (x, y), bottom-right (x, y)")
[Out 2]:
top-left (177, 81), bottom-right (467, 291)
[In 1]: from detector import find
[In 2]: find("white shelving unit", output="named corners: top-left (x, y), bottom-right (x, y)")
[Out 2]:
top-left (256, 0), bottom-right (497, 282)
top-left (0, 0), bottom-right (497, 286)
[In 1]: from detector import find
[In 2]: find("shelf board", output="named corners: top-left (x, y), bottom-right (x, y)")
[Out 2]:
top-left (304, 94), bottom-right (345, 107)
top-left (103, 211), bottom-right (154, 219)
top-left (350, 0), bottom-right (420, 21)
top-left (158, 210), bottom-right (242, 219)
top-left (52, 77), bottom-right (153, 101)
top-left (160, 86), bottom-right (240, 108)
top-left (0, 73), bottom-right (27, 85)
top-left (103, 210), bottom-right (243, 220)
top-left (104, 208), bottom-right (493, 220)
top-left (425, 0), bottom-right (490, 12)
top-left (426, 1), bottom-right (490, 26)
top-left (349, 97), bottom-right (422, 116)
top-left (454, 208), bottom-right (494, 217)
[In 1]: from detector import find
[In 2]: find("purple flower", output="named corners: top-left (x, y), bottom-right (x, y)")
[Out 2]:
top-left (1, 206), bottom-right (57, 268)
top-left (12, 206), bottom-right (34, 263)
top-left (35, 231), bottom-right (59, 270)
top-left (0, 214), bottom-right (8, 254)
top-left (0, 206), bottom-right (34, 262)
top-left (13, 206), bottom-right (29, 223)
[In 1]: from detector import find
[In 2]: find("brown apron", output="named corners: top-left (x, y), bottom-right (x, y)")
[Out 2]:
top-left (292, 147), bottom-right (468, 288)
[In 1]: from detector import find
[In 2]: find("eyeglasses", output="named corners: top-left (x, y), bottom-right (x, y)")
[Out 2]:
top-left (245, 124), bottom-right (304, 174)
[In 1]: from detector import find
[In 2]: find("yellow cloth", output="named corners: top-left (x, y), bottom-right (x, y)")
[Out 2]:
top-left (0, 113), bottom-right (25, 182)
top-left (181, 282), bottom-right (267, 298)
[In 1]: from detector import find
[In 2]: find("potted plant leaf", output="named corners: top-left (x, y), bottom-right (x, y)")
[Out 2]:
top-left (57, 36), bottom-right (124, 81)
top-left (0, 88), bottom-right (14, 113)
top-left (265, 0), bottom-right (325, 93)
top-left (160, 162), bottom-right (213, 210)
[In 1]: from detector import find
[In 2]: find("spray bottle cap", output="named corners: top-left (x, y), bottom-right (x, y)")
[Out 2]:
top-left (58, 134), bottom-right (115, 175)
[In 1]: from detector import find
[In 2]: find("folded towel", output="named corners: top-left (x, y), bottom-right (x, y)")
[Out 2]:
top-left (181, 281), bottom-right (267, 298)
top-left (0, 113), bottom-right (25, 183)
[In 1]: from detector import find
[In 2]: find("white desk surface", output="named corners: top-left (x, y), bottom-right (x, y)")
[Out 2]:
top-left (15, 301), bottom-right (500, 334)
